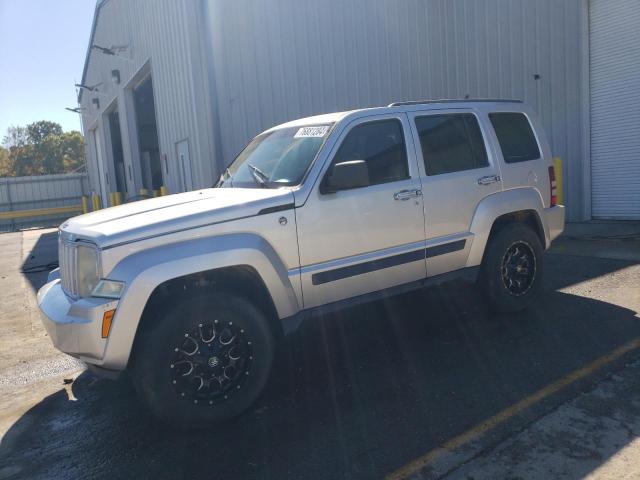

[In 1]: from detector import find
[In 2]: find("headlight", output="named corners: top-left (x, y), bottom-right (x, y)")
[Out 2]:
top-left (76, 244), bottom-right (101, 298)
top-left (92, 279), bottom-right (125, 299)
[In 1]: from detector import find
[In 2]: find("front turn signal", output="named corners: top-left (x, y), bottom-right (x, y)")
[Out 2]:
top-left (102, 309), bottom-right (116, 338)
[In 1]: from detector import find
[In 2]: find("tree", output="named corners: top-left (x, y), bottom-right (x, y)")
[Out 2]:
top-left (2, 126), bottom-right (34, 176)
top-left (0, 146), bottom-right (13, 177)
top-left (1, 121), bottom-right (85, 177)
top-left (26, 121), bottom-right (63, 144)
top-left (2, 125), bottom-right (29, 149)
top-left (60, 131), bottom-right (85, 173)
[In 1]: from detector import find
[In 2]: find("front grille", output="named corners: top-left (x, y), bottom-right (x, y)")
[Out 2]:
top-left (59, 237), bottom-right (79, 298)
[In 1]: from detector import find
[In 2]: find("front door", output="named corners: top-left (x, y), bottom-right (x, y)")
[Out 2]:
top-left (295, 114), bottom-right (427, 309)
top-left (407, 109), bottom-right (503, 276)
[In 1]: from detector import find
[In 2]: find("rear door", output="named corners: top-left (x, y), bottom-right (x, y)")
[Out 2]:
top-left (407, 109), bottom-right (502, 276)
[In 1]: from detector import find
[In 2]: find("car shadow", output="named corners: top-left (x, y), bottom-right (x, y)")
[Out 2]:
top-left (20, 230), bottom-right (58, 293)
top-left (4, 253), bottom-right (640, 480)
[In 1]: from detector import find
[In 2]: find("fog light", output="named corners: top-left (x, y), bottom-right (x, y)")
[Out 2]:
top-left (102, 309), bottom-right (116, 338)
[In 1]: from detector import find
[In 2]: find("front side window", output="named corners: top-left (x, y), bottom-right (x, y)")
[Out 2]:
top-left (218, 124), bottom-right (332, 188)
top-left (489, 112), bottom-right (540, 163)
top-left (330, 119), bottom-right (409, 186)
top-left (415, 113), bottom-right (489, 176)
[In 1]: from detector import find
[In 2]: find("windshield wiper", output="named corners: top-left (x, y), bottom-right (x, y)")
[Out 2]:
top-left (247, 163), bottom-right (269, 188)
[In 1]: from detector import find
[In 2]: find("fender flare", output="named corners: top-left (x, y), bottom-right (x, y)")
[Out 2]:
top-left (102, 233), bottom-right (300, 370)
top-left (466, 188), bottom-right (548, 267)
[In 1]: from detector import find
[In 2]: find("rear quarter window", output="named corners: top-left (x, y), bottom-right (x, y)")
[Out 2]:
top-left (489, 112), bottom-right (541, 163)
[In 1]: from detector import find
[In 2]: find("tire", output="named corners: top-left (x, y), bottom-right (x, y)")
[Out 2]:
top-left (130, 292), bottom-right (275, 429)
top-left (478, 223), bottom-right (544, 313)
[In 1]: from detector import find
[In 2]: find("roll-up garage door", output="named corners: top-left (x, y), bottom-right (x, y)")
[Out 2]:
top-left (590, 0), bottom-right (640, 219)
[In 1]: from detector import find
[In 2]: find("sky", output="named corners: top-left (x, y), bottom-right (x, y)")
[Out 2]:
top-left (0, 0), bottom-right (95, 140)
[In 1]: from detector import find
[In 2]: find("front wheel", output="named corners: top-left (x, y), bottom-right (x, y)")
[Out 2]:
top-left (478, 223), bottom-right (544, 313)
top-left (130, 292), bottom-right (275, 429)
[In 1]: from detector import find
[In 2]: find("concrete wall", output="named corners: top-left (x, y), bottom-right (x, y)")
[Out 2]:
top-left (205, 0), bottom-right (587, 220)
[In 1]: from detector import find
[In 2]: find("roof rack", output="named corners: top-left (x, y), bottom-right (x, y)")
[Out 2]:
top-left (388, 98), bottom-right (523, 107)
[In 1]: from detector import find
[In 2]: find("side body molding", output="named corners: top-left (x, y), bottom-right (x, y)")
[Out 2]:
top-left (466, 188), bottom-right (548, 268)
top-left (102, 233), bottom-right (300, 370)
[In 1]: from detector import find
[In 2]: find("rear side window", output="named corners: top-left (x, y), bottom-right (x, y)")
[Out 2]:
top-left (414, 114), bottom-right (489, 176)
top-left (489, 112), bottom-right (541, 163)
top-left (332, 119), bottom-right (409, 185)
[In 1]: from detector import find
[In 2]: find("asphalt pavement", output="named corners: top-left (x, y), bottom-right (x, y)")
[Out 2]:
top-left (0, 225), bottom-right (639, 480)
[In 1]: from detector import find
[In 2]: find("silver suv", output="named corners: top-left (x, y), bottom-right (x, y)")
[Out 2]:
top-left (38, 99), bottom-right (564, 428)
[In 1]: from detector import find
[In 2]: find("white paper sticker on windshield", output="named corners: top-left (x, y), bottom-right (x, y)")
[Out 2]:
top-left (294, 125), bottom-right (330, 138)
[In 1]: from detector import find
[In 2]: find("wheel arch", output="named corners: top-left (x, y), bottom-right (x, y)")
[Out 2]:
top-left (466, 188), bottom-right (549, 267)
top-left (100, 233), bottom-right (300, 371)
top-left (130, 264), bottom-right (284, 366)
top-left (142, 263), bottom-right (281, 328)
top-left (487, 210), bottom-right (545, 246)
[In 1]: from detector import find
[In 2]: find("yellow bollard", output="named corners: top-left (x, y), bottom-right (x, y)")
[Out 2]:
top-left (160, 185), bottom-right (169, 196)
top-left (91, 193), bottom-right (101, 211)
top-left (108, 192), bottom-right (115, 207)
top-left (81, 196), bottom-right (89, 214)
top-left (139, 188), bottom-right (150, 198)
top-left (114, 192), bottom-right (123, 206)
top-left (553, 157), bottom-right (563, 205)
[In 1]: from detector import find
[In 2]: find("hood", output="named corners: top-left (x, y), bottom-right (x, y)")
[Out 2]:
top-left (61, 188), bottom-right (294, 248)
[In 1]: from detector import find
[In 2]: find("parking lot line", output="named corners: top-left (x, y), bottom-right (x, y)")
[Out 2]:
top-left (386, 336), bottom-right (640, 480)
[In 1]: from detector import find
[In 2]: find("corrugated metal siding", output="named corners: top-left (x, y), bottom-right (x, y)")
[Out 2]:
top-left (205, 0), bottom-right (586, 220)
top-left (82, 0), bottom-right (588, 220)
top-left (80, 0), bottom-right (215, 196)
top-left (590, 0), bottom-right (640, 219)
top-left (0, 174), bottom-right (89, 232)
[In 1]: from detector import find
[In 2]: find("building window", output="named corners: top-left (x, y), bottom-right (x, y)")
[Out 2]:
top-left (332, 119), bottom-right (409, 186)
top-left (415, 114), bottom-right (489, 176)
top-left (489, 112), bottom-right (541, 163)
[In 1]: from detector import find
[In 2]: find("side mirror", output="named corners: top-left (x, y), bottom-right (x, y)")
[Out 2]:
top-left (323, 160), bottom-right (369, 193)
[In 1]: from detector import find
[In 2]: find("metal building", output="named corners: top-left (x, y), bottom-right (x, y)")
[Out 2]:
top-left (79, 0), bottom-right (640, 221)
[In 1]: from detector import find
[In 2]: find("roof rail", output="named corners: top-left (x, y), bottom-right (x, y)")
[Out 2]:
top-left (388, 98), bottom-right (523, 107)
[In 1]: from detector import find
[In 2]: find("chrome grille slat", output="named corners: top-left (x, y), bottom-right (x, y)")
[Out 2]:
top-left (70, 247), bottom-right (77, 296)
top-left (59, 236), bottom-right (79, 298)
top-left (71, 245), bottom-right (77, 295)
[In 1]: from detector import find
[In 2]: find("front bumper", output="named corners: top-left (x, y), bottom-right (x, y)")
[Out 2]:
top-left (544, 205), bottom-right (565, 246)
top-left (37, 279), bottom-right (119, 367)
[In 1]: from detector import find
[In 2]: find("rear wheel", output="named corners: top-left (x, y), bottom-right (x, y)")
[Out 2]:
top-left (478, 223), bottom-right (544, 313)
top-left (130, 292), bottom-right (274, 429)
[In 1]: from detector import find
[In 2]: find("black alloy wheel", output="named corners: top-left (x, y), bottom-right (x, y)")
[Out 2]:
top-left (478, 223), bottom-right (544, 313)
top-left (170, 319), bottom-right (253, 405)
top-left (130, 292), bottom-right (274, 429)
top-left (500, 241), bottom-right (536, 296)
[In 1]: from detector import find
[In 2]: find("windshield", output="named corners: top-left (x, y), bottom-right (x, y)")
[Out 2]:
top-left (217, 124), bottom-right (333, 188)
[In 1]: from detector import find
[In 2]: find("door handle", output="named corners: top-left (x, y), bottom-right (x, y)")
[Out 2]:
top-left (393, 189), bottom-right (422, 201)
top-left (477, 175), bottom-right (501, 185)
